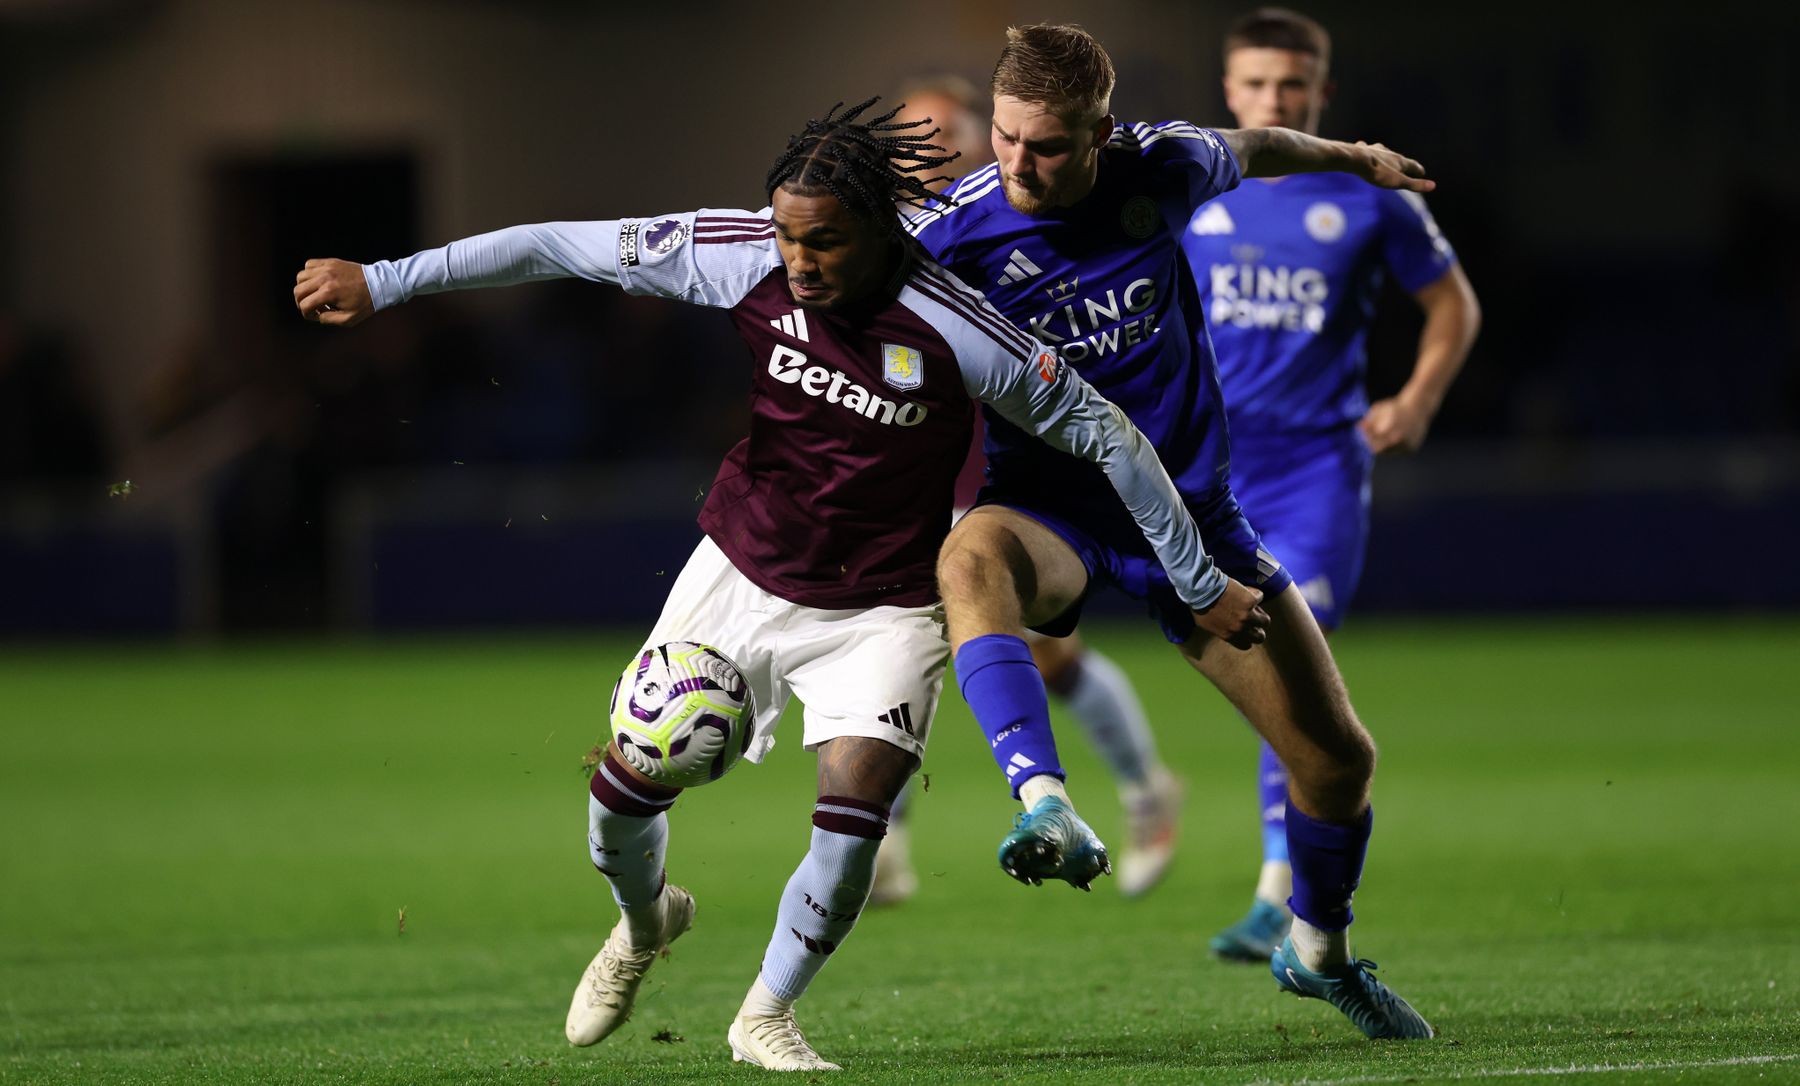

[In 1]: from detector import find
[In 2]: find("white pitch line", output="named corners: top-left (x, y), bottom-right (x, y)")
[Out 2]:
top-left (1239, 1052), bottom-right (1800, 1085)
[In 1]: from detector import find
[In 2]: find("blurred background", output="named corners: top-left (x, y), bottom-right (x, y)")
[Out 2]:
top-left (3, 0), bottom-right (1797, 638)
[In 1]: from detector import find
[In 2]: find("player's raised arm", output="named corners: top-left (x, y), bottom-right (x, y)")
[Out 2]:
top-left (293, 213), bottom-right (777, 326)
top-left (293, 219), bottom-right (628, 327)
top-left (1217, 126), bottom-right (1434, 193)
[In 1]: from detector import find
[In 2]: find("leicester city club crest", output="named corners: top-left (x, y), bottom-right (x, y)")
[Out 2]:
top-left (881, 343), bottom-right (923, 391)
top-left (1304, 202), bottom-right (1346, 243)
top-left (1120, 195), bottom-right (1160, 239)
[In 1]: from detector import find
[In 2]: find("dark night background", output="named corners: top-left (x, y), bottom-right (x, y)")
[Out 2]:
top-left (2, 0), bottom-right (1795, 636)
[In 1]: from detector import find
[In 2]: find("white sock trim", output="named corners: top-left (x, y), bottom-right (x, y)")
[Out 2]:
top-left (1018, 774), bottom-right (1069, 809)
top-left (1290, 915), bottom-right (1351, 971)
top-left (740, 973), bottom-right (796, 1019)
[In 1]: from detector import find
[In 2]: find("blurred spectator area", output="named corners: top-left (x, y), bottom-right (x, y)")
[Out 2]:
top-left (1, 0), bottom-right (1796, 636)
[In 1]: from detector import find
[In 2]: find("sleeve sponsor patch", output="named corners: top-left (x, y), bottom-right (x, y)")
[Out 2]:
top-left (619, 220), bottom-right (641, 267)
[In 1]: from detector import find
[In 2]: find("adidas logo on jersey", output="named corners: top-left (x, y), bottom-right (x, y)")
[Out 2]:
top-left (997, 249), bottom-right (1043, 285)
top-left (1190, 203), bottom-right (1235, 235)
top-left (770, 308), bottom-right (811, 342)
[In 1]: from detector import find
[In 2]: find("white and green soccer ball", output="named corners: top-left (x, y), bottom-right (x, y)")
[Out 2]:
top-left (608, 641), bottom-right (754, 789)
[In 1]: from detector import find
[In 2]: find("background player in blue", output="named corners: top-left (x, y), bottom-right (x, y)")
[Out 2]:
top-left (910, 24), bottom-right (1438, 1039)
top-left (1187, 7), bottom-right (1482, 964)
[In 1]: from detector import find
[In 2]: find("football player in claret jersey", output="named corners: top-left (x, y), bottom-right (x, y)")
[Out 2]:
top-left (909, 24), bottom-right (1437, 1039)
top-left (1187, 7), bottom-right (1480, 964)
top-left (293, 100), bottom-right (1239, 1071)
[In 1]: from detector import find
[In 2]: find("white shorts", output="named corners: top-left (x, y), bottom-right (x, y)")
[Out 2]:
top-left (636, 536), bottom-right (948, 763)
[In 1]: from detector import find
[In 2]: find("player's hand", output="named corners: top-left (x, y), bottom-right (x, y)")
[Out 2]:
top-left (1360, 394), bottom-right (1434, 454)
top-left (1352, 141), bottom-right (1434, 194)
top-left (294, 258), bottom-right (375, 327)
top-left (1191, 577), bottom-right (1269, 651)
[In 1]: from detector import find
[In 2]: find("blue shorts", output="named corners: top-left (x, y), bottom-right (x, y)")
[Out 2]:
top-left (975, 484), bottom-right (1295, 645)
top-left (1228, 426), bottom-right (1373, 631)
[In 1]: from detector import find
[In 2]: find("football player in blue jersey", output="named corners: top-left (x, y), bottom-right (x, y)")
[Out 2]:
top-left (873, 76), bottom-right (1191, 905)
top-left (910, 23), bottom-right (1440, 1039)
top-left (1185, 7), bottom-right (1481, 965)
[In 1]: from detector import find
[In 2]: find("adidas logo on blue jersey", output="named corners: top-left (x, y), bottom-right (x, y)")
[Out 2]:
top-left (996, 249), bottom-right (1043, 285)
top-left (1190, 203), bottom-right (1235, 236)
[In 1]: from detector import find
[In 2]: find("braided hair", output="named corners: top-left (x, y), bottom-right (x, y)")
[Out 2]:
top-left (765, 96), bottom-right (960, 221)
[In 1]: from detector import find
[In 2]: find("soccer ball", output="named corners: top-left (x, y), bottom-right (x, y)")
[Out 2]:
top-left (608, 641), bottom-right (754, 789)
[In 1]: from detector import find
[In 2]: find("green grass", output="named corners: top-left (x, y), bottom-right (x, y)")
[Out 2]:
top-left (3, 618), bottom-right (1799, 1084)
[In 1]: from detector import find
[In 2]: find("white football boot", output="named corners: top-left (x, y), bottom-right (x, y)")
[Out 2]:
top-left (727, 1010), bottom-right (842, 1072)
top-left (1116, 766), bottom-right (1183, 897)
top-left (564, 884), bottom-right (695, 1046)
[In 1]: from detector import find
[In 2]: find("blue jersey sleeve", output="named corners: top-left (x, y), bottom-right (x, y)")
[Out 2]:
top-left (1113, 121), bottom-right (1243, 212)
top-left (1375, 190), bottom-right (1457, 293)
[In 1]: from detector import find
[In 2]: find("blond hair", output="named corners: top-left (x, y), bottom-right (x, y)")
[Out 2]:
top-left (990, 24), bottom-right (1115, 124)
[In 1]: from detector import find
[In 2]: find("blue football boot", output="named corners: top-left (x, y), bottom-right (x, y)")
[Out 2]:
top-left (1210, 898), bottom-right (1293, 962)
top-left (997, 796), bottom-right (1111, 890)
top-left (1270, 935), bottom-right (1435, 1039)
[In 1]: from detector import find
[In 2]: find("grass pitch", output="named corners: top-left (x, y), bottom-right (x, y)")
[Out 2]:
top-left (3, 617), bottom-right (1798, 1084)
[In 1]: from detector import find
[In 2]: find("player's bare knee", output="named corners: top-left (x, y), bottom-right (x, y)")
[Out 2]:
top-left (1339, 726), bottom-right (1377, 791)
top-left (1286, 717), bottom-right (1375, 815)
top-left (816, 735), bottom-right (918, 810)
top-left (936, 523), bottom-right (1033, 608)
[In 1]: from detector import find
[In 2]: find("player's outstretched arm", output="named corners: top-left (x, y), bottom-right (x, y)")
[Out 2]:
top-left (294, 259), bottom-right (375, 327)
top-left (294, 215), bottom-right (768, 326)
top-left (292, 220), bottom-right (634, 329)
top-left (1217, 127), bottom-right (1435, 193)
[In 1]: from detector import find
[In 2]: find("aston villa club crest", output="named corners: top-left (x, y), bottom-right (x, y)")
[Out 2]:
top-left (881, 343), bottom-right (923, 391)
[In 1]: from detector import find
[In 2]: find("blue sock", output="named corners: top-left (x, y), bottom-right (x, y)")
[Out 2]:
top-left (954, 634), bottom-right (1064, 798)
top-left (1259, 742), bottom-right (1290, 863)
top-left (1285, 802), bottom-right (1372, 931)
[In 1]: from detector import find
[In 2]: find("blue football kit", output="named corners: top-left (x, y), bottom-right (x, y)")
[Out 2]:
top-left (1184, 173), bottom-right (1458, 877)
top-left (909, 120), bottom-right (1448, 970)
top-left (909, 121), bottom-right (1304, 837)
top-left (1184, 174), bottom-right (1456, 629)
top-left (909, 121), bottom-right (1293, 647)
